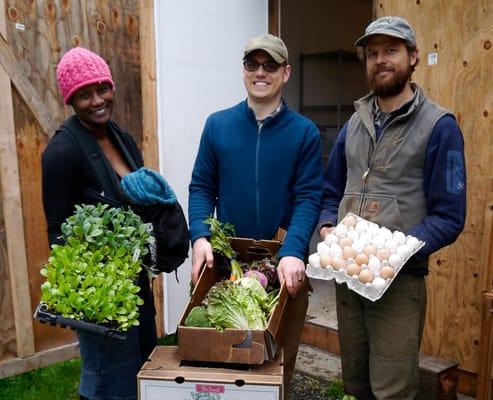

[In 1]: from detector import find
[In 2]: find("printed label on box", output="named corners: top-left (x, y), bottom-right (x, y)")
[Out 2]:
top-left (196, 384), bottom-right (225, 394)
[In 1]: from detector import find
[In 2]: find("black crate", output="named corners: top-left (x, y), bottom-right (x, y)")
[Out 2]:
top-left (34, 303), bottom-right (126, 340)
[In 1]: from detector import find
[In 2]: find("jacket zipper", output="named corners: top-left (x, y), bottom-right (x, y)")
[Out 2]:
top-left (255, 121), bottom-right (264, 233)
top-left (357, 113), bottom-right (408, 216)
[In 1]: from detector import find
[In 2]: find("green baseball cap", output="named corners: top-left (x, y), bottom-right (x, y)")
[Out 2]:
top-left (355, 16), bottom-right (417, 47)
top-left (243, 33), bottom-right (289, 64)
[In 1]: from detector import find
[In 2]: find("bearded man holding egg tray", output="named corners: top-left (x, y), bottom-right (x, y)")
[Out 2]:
top-left (318, 16), bottom-right (466, 399)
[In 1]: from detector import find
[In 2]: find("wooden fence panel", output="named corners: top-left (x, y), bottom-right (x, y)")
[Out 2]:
top-left (0, 0), bottom-right (144, 375)
top-left (0, 186), bottom-right (16, 363)
top-left (377, 0), bottom-right (493, 377)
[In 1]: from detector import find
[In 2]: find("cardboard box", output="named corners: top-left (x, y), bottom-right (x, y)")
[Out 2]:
top-left (138, 346), bottom-right (283, 400)
top-left (178, 237), bottom-right (288, 365)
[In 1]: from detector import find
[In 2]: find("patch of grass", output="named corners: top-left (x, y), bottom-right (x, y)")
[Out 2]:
top-left (157, 333), bottom-right (177, 346)
top-left (0, 335), bottom-right (177, 400)
top-left (0, 358), bottom-right (81, 400)
top-left (323, 380), bottom-right (356, 400)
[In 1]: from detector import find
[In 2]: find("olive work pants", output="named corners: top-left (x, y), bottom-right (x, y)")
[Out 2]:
top-left (335, 273), bottom-right (427, 400)
top-left (276, 278), bottom-right (310, 399)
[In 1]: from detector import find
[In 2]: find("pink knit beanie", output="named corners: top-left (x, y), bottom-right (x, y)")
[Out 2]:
top-left (56, 47), bottom-right (115, 104)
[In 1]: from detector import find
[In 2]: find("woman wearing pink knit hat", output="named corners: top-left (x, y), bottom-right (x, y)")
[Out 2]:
top-left (41, 47), bottom-right (157, 400)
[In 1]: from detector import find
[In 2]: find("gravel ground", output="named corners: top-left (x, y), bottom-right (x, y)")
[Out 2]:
top-left (288, 372), bottom-right (331, 399)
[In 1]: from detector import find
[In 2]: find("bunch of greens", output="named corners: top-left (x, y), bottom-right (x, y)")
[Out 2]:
top-left (204, 216), bottom-right (243, 280)
top-left (202, 277), bottom-right (279, 331)
top-left (183, 305), bottom-right (211, 328)
top-left (40, 203), bottom-right (153, 331)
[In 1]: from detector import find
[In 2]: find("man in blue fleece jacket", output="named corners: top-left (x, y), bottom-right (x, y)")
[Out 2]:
top-left (318, 17), bottom-right (466, 399)
top-left (188, 33), bottom-right (323, 393)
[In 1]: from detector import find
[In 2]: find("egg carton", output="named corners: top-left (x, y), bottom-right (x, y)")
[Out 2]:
top-left (306, 213), bottom-right (425, 301)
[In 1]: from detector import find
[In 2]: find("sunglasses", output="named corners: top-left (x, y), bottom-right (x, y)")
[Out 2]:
top-left (243, 59), bottom-right (283, 73)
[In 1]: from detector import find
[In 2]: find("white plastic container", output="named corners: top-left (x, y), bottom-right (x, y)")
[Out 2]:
top-left (307, 213), bottom-right (425, 301)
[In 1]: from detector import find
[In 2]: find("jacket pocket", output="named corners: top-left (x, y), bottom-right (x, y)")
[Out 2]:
top-left (339, 192), bottom-right (404, 231)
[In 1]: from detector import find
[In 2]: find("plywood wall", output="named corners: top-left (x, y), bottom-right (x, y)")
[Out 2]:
top-left (376, 0), bottom-right (493, 375)
top-left (2, 0), bottom-right (142, 357)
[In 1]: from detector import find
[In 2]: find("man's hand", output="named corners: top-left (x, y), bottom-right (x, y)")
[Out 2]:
top-left (277, 256), bottom-right (306, 297)
top-left (191, 237), bottom-right (214, 285)
top-left (319, 225), bottom-right (335, 241)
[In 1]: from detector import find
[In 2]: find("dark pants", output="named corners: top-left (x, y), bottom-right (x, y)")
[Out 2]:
top-left (78, 291), bottom-right (157, 400)
top-left (336, 274), bottom-right (427, 400)
top-left (277, 279), bottom-right (310, 399)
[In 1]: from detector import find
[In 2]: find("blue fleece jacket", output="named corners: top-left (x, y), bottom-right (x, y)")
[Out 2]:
top-left (319, 113), bottom-right (466, 273)
top-left (189, 100), bottom-right (323, 260)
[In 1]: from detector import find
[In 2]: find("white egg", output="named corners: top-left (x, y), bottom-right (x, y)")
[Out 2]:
top-left (324, 233), bottom-right (339, 246)
top-left (329, 243), bottom-right (343, 258)
top-left (367, 223), bottom-right (380, 236)
top-left (368, 256), bottom-right (382, 274)
top-left (308, 253), bottom-right (320, 267)
top-left (334, 224), bottom-right (349, 237)
top-left (371, 234), bottom-right (386, 249)
top-left (359, 232), bottom-right (372, 245)
top-left (355, 220), bottom-right (369, 233)
top-left (317, 242), bottom-right (330, 256)
top-left (396, 244), bottom-right (411, 259)
top-left (372, 277), bottom-right (387, 291)
top-left (379, 227), bottom-right (393, 241)
top-left (393, 231), bottom-right (406, 245)
top-left (388, 253), bottom-right (403, 268)
top-left (406, 236), bottom-right (420, 251)
top-left (347, 229), bottom-right (360, 241)
top-left (384, 239), bottom-right (397, 252)
top-left (352, 240), bottom-right (365, 253)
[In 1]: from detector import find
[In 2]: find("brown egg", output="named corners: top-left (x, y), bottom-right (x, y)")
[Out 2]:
top-left (339, 236), bottom-right (353, 247)
top-left (342, 246), bottom-right (357, 260)
top-left (380, 266), bottom-right (396, 279)
top-left (342, 215), bottom-right (357, 227)
top-left (363, 244), bottom-right (377, 256)
top-left (355, 253), bottom-right (369, 266)
top-left (331, 257), bottom-right (345, 271)
top-left (346, 263), bottom-right (361, 276)
top-left (358, 269), bottom-right (374, 284)
top-left (320, 254), bottom-right (333, 269)
top-left (376, 248), bottom-right (390, 261)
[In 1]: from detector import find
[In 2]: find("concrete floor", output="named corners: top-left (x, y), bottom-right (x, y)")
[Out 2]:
top-left (294, 276), bottom-right (341, 382)
top-left (306, 277), bottom-right (338, 330)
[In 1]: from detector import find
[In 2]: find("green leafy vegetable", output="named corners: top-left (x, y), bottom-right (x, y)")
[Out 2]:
top-left (204, 216), bottom-right (243, 280)
top-left (183, 305), bottom-right (211, 327)
top-left (204, 277), bottom-right (272, 331)
top-left (40, 203), bottom-right (153, 331)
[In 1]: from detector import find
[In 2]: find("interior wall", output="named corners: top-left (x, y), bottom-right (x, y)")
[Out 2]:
top-left (281, 0), bottom-right (372, 111)
top-left (281, 0), bottom-right (372, 161)
top-left (154, 0), bottom-right (269, 333)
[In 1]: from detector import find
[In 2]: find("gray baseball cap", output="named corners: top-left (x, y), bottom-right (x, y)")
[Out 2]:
top-left (355, 16), bottom-right (416, 47)
top-left (244, 34), bottom-right (289, 64)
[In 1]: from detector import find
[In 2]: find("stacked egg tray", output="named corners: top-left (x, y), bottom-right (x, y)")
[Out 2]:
top-left (306, 213), bottom-right (424, 301)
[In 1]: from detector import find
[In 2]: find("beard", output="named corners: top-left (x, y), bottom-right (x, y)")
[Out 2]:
top-left (367, 63), bottom-right (412, 98)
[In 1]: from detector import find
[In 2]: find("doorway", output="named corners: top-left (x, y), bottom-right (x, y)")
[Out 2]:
top-left (280, 0), bottom-right (373, 330)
